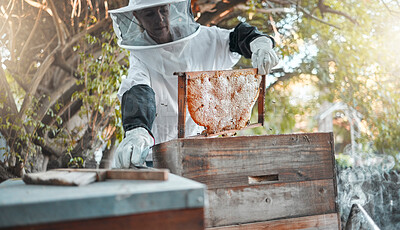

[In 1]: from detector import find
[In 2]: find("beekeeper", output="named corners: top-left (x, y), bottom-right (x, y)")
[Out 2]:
top-left (109, 0), bottom-right (279, 168)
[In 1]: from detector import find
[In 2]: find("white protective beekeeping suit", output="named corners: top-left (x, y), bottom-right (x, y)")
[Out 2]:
top-left (109, 0), bottom-right (240, 161)
top-left (109, 0), bottom-right (278, 168)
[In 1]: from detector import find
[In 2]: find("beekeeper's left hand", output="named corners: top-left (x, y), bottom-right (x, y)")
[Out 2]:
top-left (112, 127), bottom-right (154, 168)
top-left (250, 36), bottom-right (279, 75)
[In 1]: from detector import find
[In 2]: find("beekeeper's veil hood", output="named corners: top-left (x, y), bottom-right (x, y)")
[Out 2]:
top-left (109, 0), bottom-right (200, 50)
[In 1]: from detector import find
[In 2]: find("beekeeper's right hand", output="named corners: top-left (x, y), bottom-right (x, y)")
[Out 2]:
top-left (113, 84), bottom-right (156, 168)
top-left (112, 127), bottom-right (154, 168)
top-left (250, 36), bottom-right (279, 75)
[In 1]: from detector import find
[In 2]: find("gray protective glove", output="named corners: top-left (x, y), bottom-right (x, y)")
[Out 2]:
top-left (112, 127), bottom-right (154, 168)
top-left (250, 36), bottom-right (279, 75)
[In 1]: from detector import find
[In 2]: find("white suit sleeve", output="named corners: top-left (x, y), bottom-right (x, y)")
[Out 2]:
top-left (210, 26), bottom-right (241, 69)
top-left (117, 55), bottom-right (151, 101)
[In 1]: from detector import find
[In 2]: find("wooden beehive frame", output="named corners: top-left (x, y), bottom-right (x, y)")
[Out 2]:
top-left (174, 68), bottom-right (266, 138)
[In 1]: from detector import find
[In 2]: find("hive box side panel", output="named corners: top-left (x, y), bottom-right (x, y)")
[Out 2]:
top-left (207, 213), bottom-right (339, 230)
top-left (8, 208), bottom-right (205, 230)
top-left (205, 179), bottom-right (336, 227)
top-left (153, 141), bottom-right (183, 175)
top-left (154, 133), bottom-right (335, 189)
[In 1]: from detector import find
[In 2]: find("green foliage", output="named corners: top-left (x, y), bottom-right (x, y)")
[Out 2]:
top-left (263, 76), bottom-right (318, 134)
top-left (297, 1), bottom-right (400, 161)
top-left (237, 1), bottom-right (400, 167)
top-left (70, 32), bottom-right (127, 159)
top-left (1, 31), bottom-right (128, 169)
top-left (0, 93), bottom-right (62, 164)
top-left (68, 156), bottom-right (84, 168)
top-left (335, 153), bottom-right (353, 169)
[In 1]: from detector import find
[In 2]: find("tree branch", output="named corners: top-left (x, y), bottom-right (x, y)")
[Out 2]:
top-left (0, 0), bottom-right (15, 35)
top-left (235, 5), bottom-right (291, 14)
top-left (286, 0), bottom-right (341, 29)
top-left (62, 18), bottom-right (111, 54)
top-left (32, 138), bottom-right (63, 157)
top-left (47, 0), bottom-right (66, 45)
top-left (216, 5), bottom-right (291, 26)
top-left (53, 18), bottom-right (111, 79)
top-left (380, 0), bottom-right (400, 16)
top-left (216, 10), bottom-right (242, 27)
top-left (317, 0), bottom-right (358, 24)
top-left (1, 62), bottom-right (30, 92)
top-left (21, 19), bottom-right (111, 129)
top-left (0, 67), bottom-right (21, 157)
top-left (38, 78), bottom-right (83, 124)
top-left (18, 6), bottom-right (43, 66)
top-left (24, 0), bottom-right (53, 16)
top-left (197, 0), bottom-right (248, 25)
top-left (18, 49), bottom-right (56, 127)
top-left (54, 49), bottom-right (78, 77)
top-left (0, 67), bottom-right (18, 125)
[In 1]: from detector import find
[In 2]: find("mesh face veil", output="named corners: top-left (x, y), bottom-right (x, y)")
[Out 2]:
top-left (109, 0), bottom-right (200, 49)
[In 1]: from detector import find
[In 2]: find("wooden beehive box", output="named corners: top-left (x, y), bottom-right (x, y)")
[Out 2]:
top-left (153, 132), bottom-right (340, 229)
top-left (0, 174), bottom-right (206, 230)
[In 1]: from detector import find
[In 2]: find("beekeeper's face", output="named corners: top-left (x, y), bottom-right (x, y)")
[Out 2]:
top-left (134, 5), bottom-right (171, 43)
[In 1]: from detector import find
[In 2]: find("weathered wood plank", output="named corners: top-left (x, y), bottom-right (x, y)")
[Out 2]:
top-left (7, 208), bottom-right (205, 230)
top-left (205, 179), bottom-right (336, 227)
top-left (183, 68), bottom-right (258, 80)
top-left (54, 168), bottom-right (107, 181)
top-left (153, 140), bottom-right (183, 175)
top-left (177, 72), bottom-right (187, 138)
top-left (24, 168), bottom-right (170, 186)
top-left (257, 75), bottom-right (265, 126)
top-left (153, 133), bottom-right (335, 189)
top-left (22, 171), bottom-right (97, 186)
top-left (106, 169), bottom-right (169, 181)
top-left (207, 213), bottom-right (339, 230)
